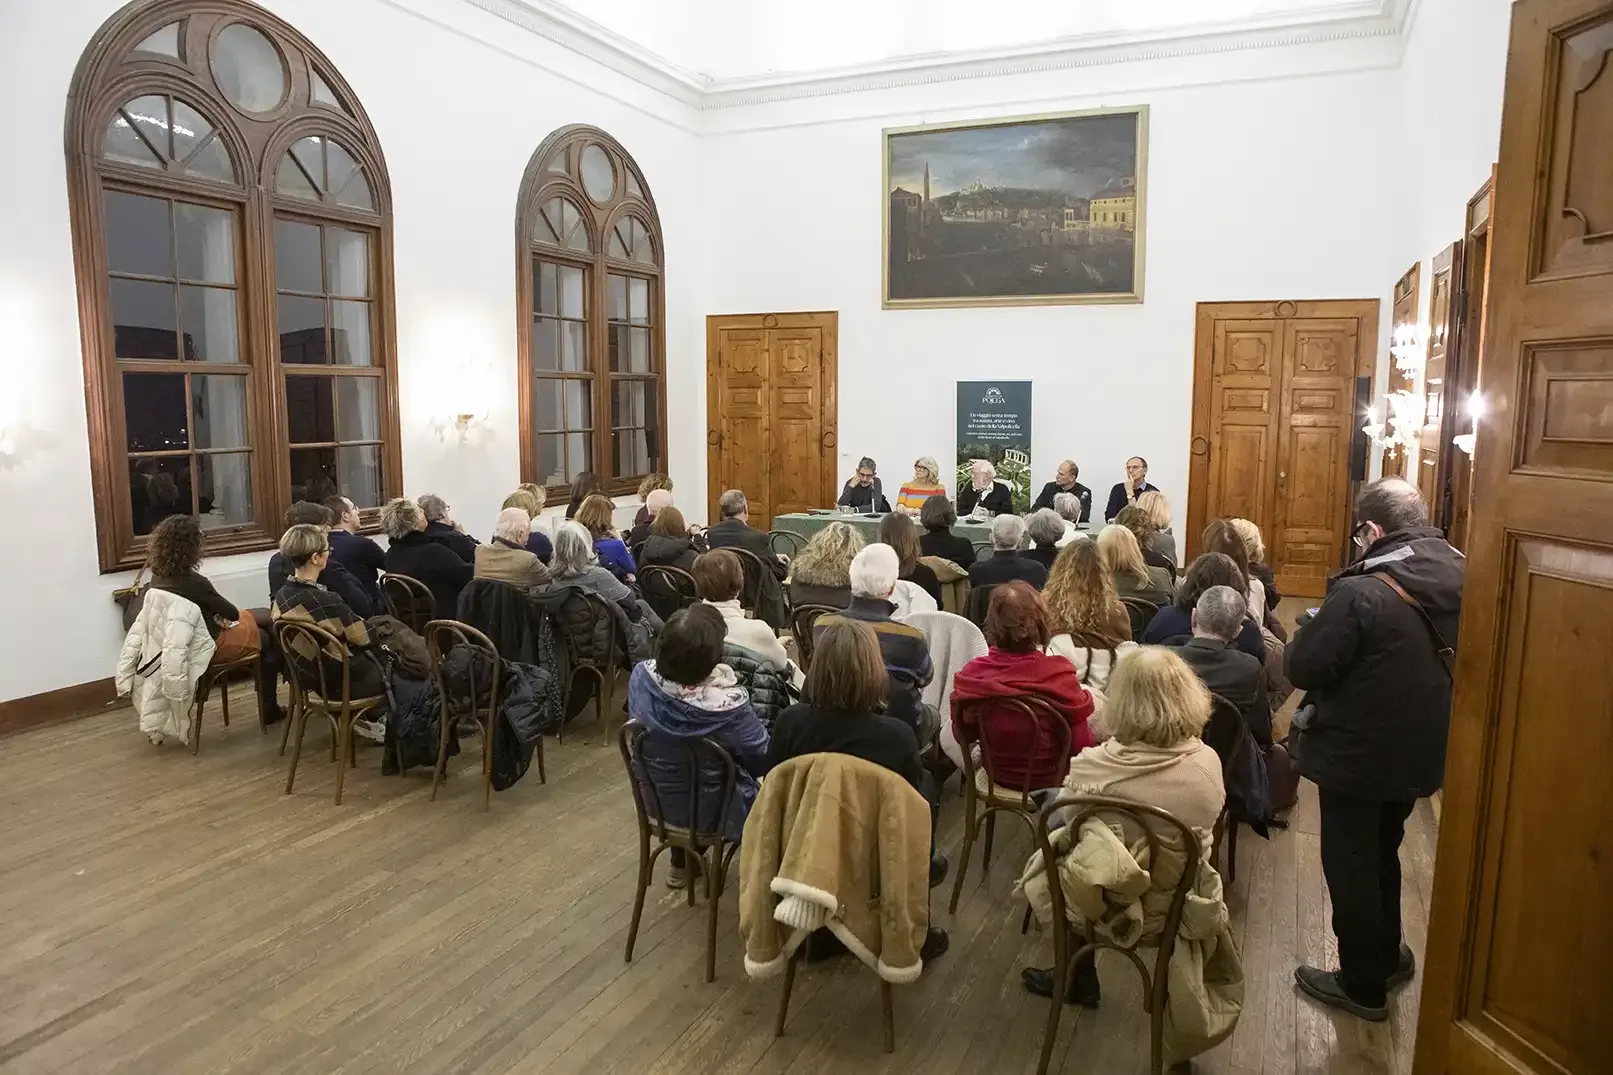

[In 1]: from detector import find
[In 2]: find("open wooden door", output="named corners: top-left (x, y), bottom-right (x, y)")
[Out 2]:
top-left (705, 312), bottom-right (838, 529)
top-left (1414, 3), bottom-right (1613, 1073)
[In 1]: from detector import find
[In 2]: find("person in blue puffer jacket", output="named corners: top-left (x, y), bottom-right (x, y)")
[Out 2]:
top-left (626, 603), bottom-right (770, 888)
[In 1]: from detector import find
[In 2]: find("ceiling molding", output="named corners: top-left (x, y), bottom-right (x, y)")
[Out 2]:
top-left (461, 0), bottom-right (1413, 111)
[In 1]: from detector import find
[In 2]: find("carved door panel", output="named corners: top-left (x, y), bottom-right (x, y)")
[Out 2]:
top-left (1414, 5), bottom-right (1613, 1074)
top-left (1208, 321), bottom-right (1282, 535)
top-left (767, 327), bottom-right (828, 521)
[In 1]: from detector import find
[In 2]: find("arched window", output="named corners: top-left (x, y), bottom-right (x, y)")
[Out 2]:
top-left (516, 127), bottom-right (665, 499)
top-left (67, 0), bottom-right (399, 572)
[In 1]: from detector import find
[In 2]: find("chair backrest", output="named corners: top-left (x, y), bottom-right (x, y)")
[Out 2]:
top-left (1202, 691), bottom-right (1248, 773)
top-left (557, 588), bottom-right (618, 669)
top-left (789, 603), bottom-right (841, 670)
top-left (424, 619), bottom-right (500, 729)
top-left (725, 545), bottom-right (769, 615)
top-left (965, 582), bottom-right (999, 628)
top-left (1033, 794), bottom-right (1201, 981)
top-left (972, 540), bottom-right (993, 557)
top-left (619, 720), bottom-right (738, 843)
top-left (639, 565), bottom-right (699, 621)
top-left (274, 618), bottom-right (357, 706)
top-left (768, 529), bottom-right (805, 558)
top-left (382, 573), bottom-right (435, 633)
top-left (955, 694), bottom-right (1072, 807)
top-left (1119, 596), bottom-right (1159, 642)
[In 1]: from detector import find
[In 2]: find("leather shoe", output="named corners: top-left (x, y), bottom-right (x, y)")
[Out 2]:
top-left (920, 927), bottom-right (950, 960)
top-left (1386, 944), bottom-right (1416, 989)
top-left (1020, 957), bottom-right (1101, 1008)
top-left (929, 854), bottom-right (949, 889)
top-left (1294, 966), bottom-right (1388, 1021)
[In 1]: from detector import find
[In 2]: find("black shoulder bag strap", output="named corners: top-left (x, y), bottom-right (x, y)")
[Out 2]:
top-left (1372, 573), bottom-right (1455, 680)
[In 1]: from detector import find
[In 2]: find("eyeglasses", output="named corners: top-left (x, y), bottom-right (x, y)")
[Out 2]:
top-left (1351, 522), bottom-right (1373, 550)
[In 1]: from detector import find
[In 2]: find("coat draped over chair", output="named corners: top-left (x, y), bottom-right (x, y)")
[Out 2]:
top-left (116, 588), bottom-right (217, 744)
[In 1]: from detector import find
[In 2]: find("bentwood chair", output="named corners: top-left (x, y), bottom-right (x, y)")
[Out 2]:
top-left (788, 604), bottom-right (841, 671)
top-left (964, 583), bottom-right (999, 628)
top-left (619, 721), bottom-right (740, 982)
top-left (424, 620), bottom-right (519, 812)
top-left (559, 590), bottom-right (619, 733)
top-left (639, 565), bottom-right (699, 622)
top-left (381, 573), bottom-right (435, 634)
top-left (1031, 795), bottom-right (1201, 1075)
top-left (1205, 692), bottom-right (1249, 885)
top-left (275, 620), bottom-right (388, 806)
top-left (724, 545), bottom-right (770, 617)
top-left (949, 695), bottom-right (1072, 914)
top-left (768, 529), bottom-right (805, 558)
top-left (190, 650), bottom-right (264, 755)
top-left (1120, 596), bottom-right (1161, 642)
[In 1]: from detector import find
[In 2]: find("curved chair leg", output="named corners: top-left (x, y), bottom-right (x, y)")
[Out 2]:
top-left (534, 736), bottom-right (547, 785)
top-left (1036, 920), bottom-right (1071, 1075)
top-left (881, 980), bottom-right (895, 1054)
top-left (334, 711), bottom-right (352, 806)
top-left (284, 703), bottom-right (312, 794)
top-left (775, 950), bottom-right (798, 1037)
top-left (429, 696), bottom-right (454, 803)
top-left (704, 847), bottom-right (724, 983)
top-left (190, 678), bottom-right (208, 756)
top-left (982, 812), bottom-right (998, 872)
top-left (481, 714), bottom-right (494, 813)
top-left (624, 829), bottom-right (651, 963)
top-left (220, 673), bottom-right (231, 728)
top-left (280, 695), bottom-right (298, 756)
top-left (948, 787), bottom-right (979, 914)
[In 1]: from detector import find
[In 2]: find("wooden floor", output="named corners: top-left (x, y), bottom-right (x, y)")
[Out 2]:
top-left (0, 680), bottom-right (1436, 1075)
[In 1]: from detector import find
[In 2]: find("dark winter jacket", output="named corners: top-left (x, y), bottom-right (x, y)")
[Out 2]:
top-left (626, 662), bottom-right (770, 840)
top-left (1033, 480), bottom-right (1093, 521)
top-left (723, 642), bottom-right (794, 730)
top-left (425, 519), bottom-right (479, 563)
top-left (636, 534), bottom-right (700, 573)
top-left (457, 578), bottom-right (542, 665)
top-left (1144, 604), bottom-right (1264, 663)
top-left (530, 578), bottom-right (653, 672)
top-left (327, 529), bottom-right (387, 613)
top-left (1286, 526), bottom-right (1464, 801)
top-left (967, 550), bottom-right (1048, 591)
top-left (268, 552), bottom-right (375, 618)
top-left (920, 527), bottom-right (976, 568)
top-left (957, 481), bottom-right (1013, 517)
top-left (384, 531), bottom-right (473, 620)
top-left (706, 518), bottom-right (788, 580)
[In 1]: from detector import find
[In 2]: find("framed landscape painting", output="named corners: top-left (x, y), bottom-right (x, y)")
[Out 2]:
top-left (883, 106), bottom-right (1148, 309)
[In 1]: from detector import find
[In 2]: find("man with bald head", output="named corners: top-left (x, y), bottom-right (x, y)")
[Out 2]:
top-left (1032, 458), bottom-right (1091, 522)
top-left (1288, 477), bottom-right (1465, 1022)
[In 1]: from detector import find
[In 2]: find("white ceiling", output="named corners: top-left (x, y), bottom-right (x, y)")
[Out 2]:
top-left (525, 0), bottom-right (1401, 83)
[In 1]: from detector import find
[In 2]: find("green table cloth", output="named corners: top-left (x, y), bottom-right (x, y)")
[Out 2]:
top-left (768, 512), bottom-right (1088, 560)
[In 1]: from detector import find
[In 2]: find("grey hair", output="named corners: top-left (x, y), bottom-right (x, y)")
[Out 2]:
top-left (1356, 476), bottom-right (1427, 532)
top-left (913, 456), bottom-right (940, 483)
top-left (990, 513), bottom-right (1026, 551)
top-left (417, 493), bottom-right (450, 522)
top-left (493, 507), bottom-right (532, 544)
top-left (972, 458), bottom-right (997, 481)
top-left (645, 488), bottom-right (673, 515)
top-left (1027, 508), bottom-right (1065, 546)
top-left (857, 456), bottom-right (877, 472)
top-left (849, 543), bottom-right (900, 599)
top-left (919, 494), bottom-right (956, 529)
top-left (550, 520), bottom-right (598, 577)
top-left (718, 489), bottom-right (748, 518)
top-left (1195, 585), bottom-right (1247, 642)
top-left (1053, 492), bottom-right (1081, 522)
top-left (380, 497), bottom-right (424, 540)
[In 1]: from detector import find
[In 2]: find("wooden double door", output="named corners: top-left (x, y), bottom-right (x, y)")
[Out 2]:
top-left (1188, 299), bottom-right (1378, 598)
top-left (705, 312), bottom-right (838, 530)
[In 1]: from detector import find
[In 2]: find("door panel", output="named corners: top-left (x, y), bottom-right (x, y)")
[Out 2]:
top-left (768, 327), bottom-right (825, 520)
top-left (1422, 245), bottom-right (1458, 511)
top-left (1208, 321), bottom-right (1280, 528)
top-left (1272, 318), bottom-right (1357, 595)
top-left (710, 328), bottom-right (770, 522)
top-left (1415, 3), bottom-right (1613, 1072)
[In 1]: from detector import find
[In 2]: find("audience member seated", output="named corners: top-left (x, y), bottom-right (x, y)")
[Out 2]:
top-left (502, 486), bottom-right (553, 562)
top-left (896, 456), bottom-right (947, 514)
top-left (147, 514), bottom-right (282, 724)
top-left (1172, 586), bottom-right (1272, 746)
top-left (706, 489), bottom-right (788, 579)
top-left (768, 618), bottom-right (946, 884)
top-left (267, 501), bottom-right (374, 617)
top-left (574, 493), bottom-right (637, 583)
top-left (1231, 517), bottom-right (1282, 623)
top-left (1097, 523), bottom-right (1174, 608)
top-left (322, 495), bottom-right (386, 611)
top-left (1020, 645), bottom-right (1225, 1007)
top-left (565, 470), bottom-right (605, 519)
top-left (879, 512), bottom-right (942, 606)
top-left (1143, 553), bottom-right (1265, 660)
top-left (1136, 491), bottom-right (1178, 568)
top-left (626, 603), bottom-right (769, 887)
top-left (1024, 509), bottom-right (1067, 573)
top-left (1042, 539), bottom-right (1135, 697)
top-left (817, 544), bottom-right (936, 744)
top-left (271, 524), bottom-right (390, 742)
top-left (1053, 493), bottom-right (1087, 545)
top-left (693, 550), bottom-right (791, 672)
top-left (417, 493), bottom-right (478, 563)
top-left (632, 472), bottom-right (673, 533)
top-left (475, 507), bottom-right (551, 589)
top-left (951, 582), bottom-right (1096, 791)
top-left (967, 514), bottom-right (1049, 590)
top-left (918, 494), bottom-right (976, 568)
top-left (1033, 459), bottom-right (1093, 522)
top-left (627, 487), bottom-right (673, 550)
top-left (636, 505), bottom-right (704, 573)
top-left (545, 520), bottom-right (663, 632)
top-left (1115, 505), bottom-right (1175, 573)
top-left (1200, 518), bottom-right (1263, 622)
top-left (380, 497), bottom-right (473, 620)
top-left (788, 520), bottom-right (862, 609)
top-left (835, 455), bottom-right (891, 513)
top-left (957, 458), bottom-right (1013, 517)
top-left (1103, 455), bottom-right (1161, 522)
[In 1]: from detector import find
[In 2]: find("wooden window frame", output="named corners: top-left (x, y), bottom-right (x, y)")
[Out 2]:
top-left (66, 0), bottom-right (401, 573)
top-left (515, 125), bottom-right (668, 503)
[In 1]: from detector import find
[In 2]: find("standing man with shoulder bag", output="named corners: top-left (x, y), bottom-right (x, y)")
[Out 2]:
top-left (1285, 477), bottom-right (1464, 1021)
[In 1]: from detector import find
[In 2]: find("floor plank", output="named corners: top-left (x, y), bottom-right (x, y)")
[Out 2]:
top-left (0, 682), bottom-right (1436, 1075)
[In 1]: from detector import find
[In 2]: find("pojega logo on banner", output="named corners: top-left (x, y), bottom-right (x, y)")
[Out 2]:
top-left (956, 380), bottom-right (1032, 512)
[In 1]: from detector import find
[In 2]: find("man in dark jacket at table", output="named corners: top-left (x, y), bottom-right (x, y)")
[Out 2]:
top-left (1031, 459), bottom-right (1092, 523)
top-left (704, 489), bottom-right (787, 580)
top-left (1286, 477), bottom-right (1464, 1022)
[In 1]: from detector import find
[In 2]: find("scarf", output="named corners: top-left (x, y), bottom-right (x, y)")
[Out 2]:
top-left (645, 659), bottom-right (748, 712)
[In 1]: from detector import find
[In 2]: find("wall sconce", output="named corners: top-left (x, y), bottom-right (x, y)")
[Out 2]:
top-left (1453, 390), bottom-right (1485, 456)
top-left (1363, 391), bottom-right (1426, 458)
top-left (1389, 323), bottom-right (1426, 374)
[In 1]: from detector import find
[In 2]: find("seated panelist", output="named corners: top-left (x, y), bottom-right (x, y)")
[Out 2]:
top-left (1104, 455), bottom-right (1162, 522)
top-left (836, 456), bottom-right (891, 513)
top-left (957, 459), bottom-right (1013, 517)
top-left (896, 456), bottom-right (946, 514)
top-left (1032, 459), bottom-right (1092, 523)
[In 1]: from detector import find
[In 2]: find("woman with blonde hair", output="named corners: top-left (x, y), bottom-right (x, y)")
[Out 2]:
top-left (788, 520), bottom-right (864, 609)
top-left (1134, 490), bottom-right (1177, 568)
top-left (896, 456), bottom-right (946, 514)
top-left (1230, 517), bottom-right (1280, 615)
top-left (1115, 504), bottom-right (1173, 572)
top-left (1096, 524), bottom-right (1173, 608)
top-left (1042, 539), bottom-right (1137, 695)
top-left (573, 493), bottom-right (637, 583)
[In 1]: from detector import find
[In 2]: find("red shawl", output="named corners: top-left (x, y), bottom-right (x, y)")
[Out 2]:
top-left (950, 648), bottom-right (1096, 791)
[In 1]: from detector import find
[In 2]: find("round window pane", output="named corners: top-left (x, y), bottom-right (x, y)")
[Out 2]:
top-left (580, 145), bottom-right (615, 205)
top-left (212, 23), bottom-right (288, 113)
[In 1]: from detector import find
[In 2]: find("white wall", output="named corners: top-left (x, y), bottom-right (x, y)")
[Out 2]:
top-left (0, 0), bottom-right (702, 703)
top-left (696, 49), bottom-right (1400, 521)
